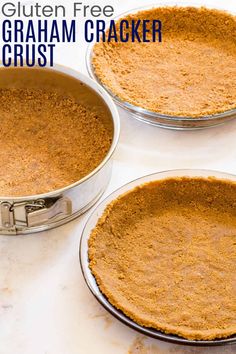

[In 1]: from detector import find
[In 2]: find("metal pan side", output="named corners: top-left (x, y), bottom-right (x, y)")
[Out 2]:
top-left (0, 64), bottom-right (120, 235)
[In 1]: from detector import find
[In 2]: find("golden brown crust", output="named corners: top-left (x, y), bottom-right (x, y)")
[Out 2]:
top-left (92, 7), bottom-right (236, 117)
top-left (0, 88), bottom-right (113, 196)
top-left (89, 177), bottom-right (236, 340)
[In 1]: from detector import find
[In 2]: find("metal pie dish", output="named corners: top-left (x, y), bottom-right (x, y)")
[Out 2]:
top-left (86, 3), bottom-right (236, 130)
top-left (0, 65), bottom-right (120, 235)
top-left (80, 169), bottom-right (236, 346)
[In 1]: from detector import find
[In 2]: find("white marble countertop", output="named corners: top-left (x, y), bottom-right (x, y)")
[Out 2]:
top-left (1, 0), bottom-right (236, 353)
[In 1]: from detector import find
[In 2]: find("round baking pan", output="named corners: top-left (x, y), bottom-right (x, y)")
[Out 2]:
top-left (80, 169), bottom-right (236, 346)
top-left (0, 65), bottom-right (120, 235)
top-left (86, 3), bottom-right (236, 130)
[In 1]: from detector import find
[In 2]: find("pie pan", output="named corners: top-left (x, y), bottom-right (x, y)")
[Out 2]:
top-left (86, 4), bottom-right (236, 130)
top-left (0, 65), bottom-right (120, 235)
top-left (80, 169), bottom-right (236, 346)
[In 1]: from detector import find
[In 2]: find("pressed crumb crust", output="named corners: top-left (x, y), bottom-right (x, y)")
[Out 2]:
top-left (0, 87), bottom-right (113, 196)
top-left (92, 7), bottom-right (236, 117)
top-left (89, 177), bottom-right (236, 340)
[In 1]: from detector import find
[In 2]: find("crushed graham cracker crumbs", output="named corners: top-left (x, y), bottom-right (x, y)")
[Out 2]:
top-left (89, 177), bottom-right (236, 340)
top-left (92, 7), bottom-right (236, 117)
top-left (0, 69), bottom-right (113, 196)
